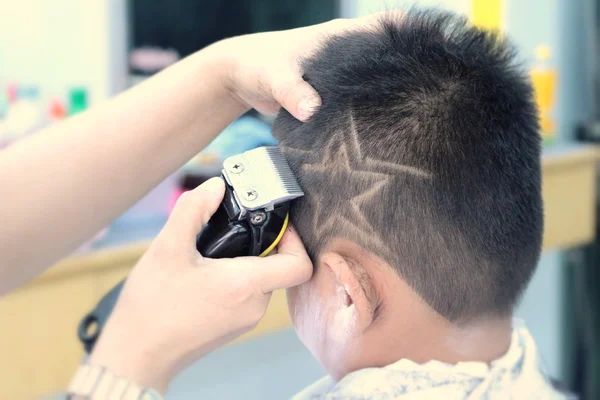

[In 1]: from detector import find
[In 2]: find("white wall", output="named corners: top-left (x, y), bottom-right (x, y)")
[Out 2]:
top-left (0, 0), bottom-right (127, 105)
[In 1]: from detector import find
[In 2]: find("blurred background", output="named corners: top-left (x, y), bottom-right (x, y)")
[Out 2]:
top-left (1, 0), bottom-right (599, 399)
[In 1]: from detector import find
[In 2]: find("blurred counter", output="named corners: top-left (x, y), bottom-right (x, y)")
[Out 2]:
top-left (542, 143), bottom-right (599, 249)
top-left (1, 142), bottom-right (599, 399)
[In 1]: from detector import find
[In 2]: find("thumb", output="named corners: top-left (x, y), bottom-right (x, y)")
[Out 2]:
top-left (272, 75), bottom-right (321, 122)
top-left (236, 226), bottom-right (313, 294)
top-left (162, 177), bottom-right (225, 243)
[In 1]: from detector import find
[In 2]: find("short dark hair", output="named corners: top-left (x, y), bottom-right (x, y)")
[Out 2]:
top-left (273, 9), bottom-right (543, 322)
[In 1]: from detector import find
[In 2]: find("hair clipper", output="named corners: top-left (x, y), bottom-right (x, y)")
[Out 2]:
top-left (78, 146), bottom-right (303, 353)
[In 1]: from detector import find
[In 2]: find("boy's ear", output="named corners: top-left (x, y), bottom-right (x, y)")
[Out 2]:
top-left (321, 251), bottom-right (377, 332)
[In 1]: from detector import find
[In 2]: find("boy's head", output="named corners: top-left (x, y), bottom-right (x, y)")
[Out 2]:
top-left (273, 10), bottom-right (542, 379)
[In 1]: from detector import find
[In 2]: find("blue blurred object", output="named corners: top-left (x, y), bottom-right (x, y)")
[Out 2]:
top-left (201, 115), bottom-right (277, 160)
top-left (18, 85), bottom-right (40, 100)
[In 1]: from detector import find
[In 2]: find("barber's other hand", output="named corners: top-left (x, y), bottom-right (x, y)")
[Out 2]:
top-left (215, 13), bottom-right (400, 121)
top-left (88, 177), bottom-right (313, 393)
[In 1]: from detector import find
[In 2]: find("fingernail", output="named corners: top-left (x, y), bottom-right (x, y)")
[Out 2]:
top-left (201, 177), bottom-right (224, 192)
top-left (298, 96), bottom-right (321, 121)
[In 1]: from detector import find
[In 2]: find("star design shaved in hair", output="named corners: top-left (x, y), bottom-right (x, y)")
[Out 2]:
top-left (281, 112), bottom-right (431, 245)
top-left (301, 131), bottom-right (390, 240)
top-left (274, 7), bottom-right (543, 321)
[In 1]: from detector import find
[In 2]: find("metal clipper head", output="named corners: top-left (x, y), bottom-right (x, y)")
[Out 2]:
top-left (222, 146), bottom-right (304, 213)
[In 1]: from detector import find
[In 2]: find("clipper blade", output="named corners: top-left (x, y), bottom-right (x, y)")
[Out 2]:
top-left (222, 146), bottom-right (304, 211)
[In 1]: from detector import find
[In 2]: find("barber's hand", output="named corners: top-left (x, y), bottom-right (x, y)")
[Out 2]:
top-left (88, 177), bottom-right (312, 393)
top-left (216, 13), bottom-right (399, 121)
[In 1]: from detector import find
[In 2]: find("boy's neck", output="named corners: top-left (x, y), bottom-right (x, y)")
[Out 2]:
top-left (438, 316), bottom-right (513, 364)
top-left (349, 276), bottom-right (513, 377)
top-left (398, 281), bottom-right (513, 365)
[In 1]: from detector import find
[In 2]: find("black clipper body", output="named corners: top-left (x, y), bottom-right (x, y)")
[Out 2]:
top-left (78, 146), bottom-right (303, 353)
top-left (197, 182), bottom-right (291, 258)
top-left (197, 146), bottom-right (304, 258)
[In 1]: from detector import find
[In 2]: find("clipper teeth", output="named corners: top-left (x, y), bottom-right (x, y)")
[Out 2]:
top-left (222, 146), bottom-right (304, 211)
top-left (264, 147), bottom-right (304, 195)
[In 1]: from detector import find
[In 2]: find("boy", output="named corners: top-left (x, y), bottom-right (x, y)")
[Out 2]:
top-left (274, 9), bottom-right (569, 399)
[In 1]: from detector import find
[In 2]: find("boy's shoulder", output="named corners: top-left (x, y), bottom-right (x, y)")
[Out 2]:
top-left (293, 322), bottom-right (574, 399)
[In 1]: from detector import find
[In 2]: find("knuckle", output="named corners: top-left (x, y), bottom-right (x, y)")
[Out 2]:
top-left (260, 102), bottom-right (281, 116)
top-left (177, 189), bottom-right (211, 219)
top-left (302, 256), bottom-right (314, 277)
top-left (240, 298), bottom-right (267, 328)
top-left (254, 303), bottom-right (268, 321)
top-left (256, 71), bottom-right (271, 95)
top-left (273, 82), bottom-right (294, 104)
top-left (226, 275), bottom-right (251, 301)
top-left (149, 236), bottom-right (178, 259)
top-left (299, 264), bottom-right (313, 283)
top-left (285, 254), bottom-right (313, 282)
top-left (246, 306), bottom-right (267, 328)
top-left (175, 191), bottom-right (195, 209)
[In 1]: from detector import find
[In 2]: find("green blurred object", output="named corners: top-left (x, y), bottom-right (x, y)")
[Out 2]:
top-left (69, 88), bottom-right (88, 116)
top-left (542, 136), bottom-right (556, 146)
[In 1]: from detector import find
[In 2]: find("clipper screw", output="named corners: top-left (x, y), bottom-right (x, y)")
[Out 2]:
top-left (242, 189), bottom-right (258, 201)
top-left (229, 163), bottom-right (244, 174)
top-left (250, 212), bottom-right (266, 225)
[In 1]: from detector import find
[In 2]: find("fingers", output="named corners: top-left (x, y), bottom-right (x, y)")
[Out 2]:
top-left (275, 224), bottom-right (307, 256)
top-left (252, 100), bottom-right (282, 117)
top-left (245, 226), bottom-right (313, 294)
top-left (162, 177), bottom-right (225, 243)
top-left (268, 11), bottom-right (406, 122)
top-left (272, 76), bottom-right (321, 122)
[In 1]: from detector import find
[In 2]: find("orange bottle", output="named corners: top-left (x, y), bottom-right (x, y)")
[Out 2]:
top-left (530, 45), bottom-right (557, 143)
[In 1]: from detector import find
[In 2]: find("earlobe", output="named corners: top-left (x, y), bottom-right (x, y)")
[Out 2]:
top-left (322, 252), bottom-right (376, 332)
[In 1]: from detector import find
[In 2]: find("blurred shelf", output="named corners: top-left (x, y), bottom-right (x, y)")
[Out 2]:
top-left (541, 142), bottom-right (599, 250)
top-left (52, 141), bottom-right (599, 266)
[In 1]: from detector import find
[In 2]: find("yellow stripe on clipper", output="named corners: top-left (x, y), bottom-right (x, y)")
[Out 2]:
top-left (259, 213), bottom-right (290, 257)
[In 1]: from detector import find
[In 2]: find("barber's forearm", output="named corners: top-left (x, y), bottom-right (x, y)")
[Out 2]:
top-left (0, 43), bottom-right (247, 294)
